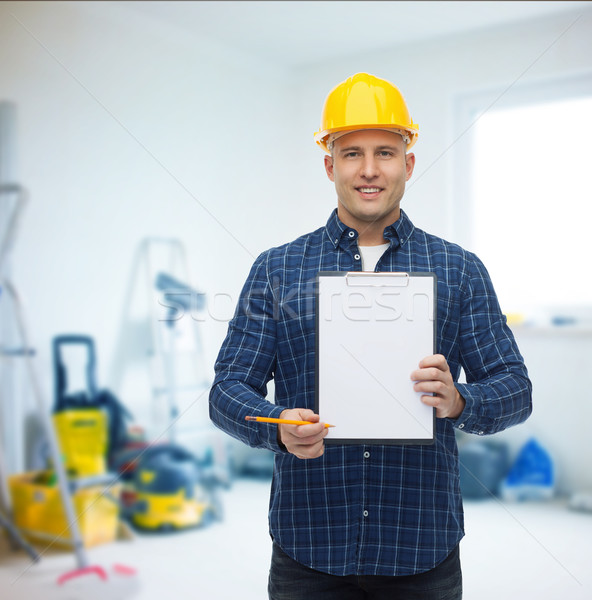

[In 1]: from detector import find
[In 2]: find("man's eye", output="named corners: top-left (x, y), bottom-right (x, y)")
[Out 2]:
top-left (344, 152), bottom-right (360, 158)
top-left (378, 151), bottom-right (394, 158)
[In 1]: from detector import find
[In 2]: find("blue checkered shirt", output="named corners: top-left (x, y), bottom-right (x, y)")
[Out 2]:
top-left (209, 209), bottom-right (532, 576)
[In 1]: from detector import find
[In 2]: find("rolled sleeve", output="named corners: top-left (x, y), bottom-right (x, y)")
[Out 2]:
top-left (209, 252), bottom-right (288, 453)
top-left (451, 254), bottom-right (532, 435)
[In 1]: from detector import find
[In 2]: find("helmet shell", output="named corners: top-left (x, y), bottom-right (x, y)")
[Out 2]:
top-left (314, 73), bottom-right (419, 153)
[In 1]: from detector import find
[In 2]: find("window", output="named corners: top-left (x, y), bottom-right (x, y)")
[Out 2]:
top-left (454, 76), bottom-right (592, 320)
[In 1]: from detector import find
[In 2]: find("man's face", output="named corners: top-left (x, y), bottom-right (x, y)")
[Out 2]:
top-left (324, 129), bottom-right (415, 234)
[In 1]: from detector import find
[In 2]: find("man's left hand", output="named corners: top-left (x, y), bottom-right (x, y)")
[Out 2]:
top-left (411, 354), bottom-right (466, 419)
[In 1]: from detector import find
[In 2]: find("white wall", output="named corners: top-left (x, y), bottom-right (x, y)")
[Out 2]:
top-left (289, 8), bottom-right (592, 495)
top-left (290, 8), bottom-right (592, 241)
top-left (0, 0), bottom-right (298, 459)
top-left (1, 1), bottom-right (591, 493)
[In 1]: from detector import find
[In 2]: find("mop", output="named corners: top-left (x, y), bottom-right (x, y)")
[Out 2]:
top-left (1, 184), bottom-right (137, 588)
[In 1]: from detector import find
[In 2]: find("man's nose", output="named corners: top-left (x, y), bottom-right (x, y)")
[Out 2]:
top-left (360, 156), bottom-right (379, 178)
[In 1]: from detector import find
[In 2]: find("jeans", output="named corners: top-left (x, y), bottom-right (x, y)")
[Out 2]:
top-left (268, 542), bottom-right (462, 600)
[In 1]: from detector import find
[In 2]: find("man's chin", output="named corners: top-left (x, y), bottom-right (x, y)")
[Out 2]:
top-left (355, 209), bottom-right (400, 225)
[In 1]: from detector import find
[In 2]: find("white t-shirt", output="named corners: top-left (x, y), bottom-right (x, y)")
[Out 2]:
top-left (359, 243), bottom-right (389, 272)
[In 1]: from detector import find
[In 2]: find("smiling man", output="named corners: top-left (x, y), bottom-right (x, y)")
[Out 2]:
top-left (325, 128), bottom-right (415, 245)
top-left (210, 73), bottom-right (532, 599)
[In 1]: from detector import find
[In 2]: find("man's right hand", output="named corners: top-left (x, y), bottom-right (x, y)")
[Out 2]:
top-left (277, 408), bottom-right (328, 459)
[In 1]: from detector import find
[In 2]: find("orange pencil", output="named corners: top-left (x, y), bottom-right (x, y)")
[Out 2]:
top-left (245, 416), bottom-right (335, 428)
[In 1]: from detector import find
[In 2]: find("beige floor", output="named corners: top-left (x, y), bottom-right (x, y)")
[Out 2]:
top-left (1, 478), bottom-right (592, 599)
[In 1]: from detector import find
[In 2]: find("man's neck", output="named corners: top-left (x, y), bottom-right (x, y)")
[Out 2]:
top-left (358, 229), bottom-right (388, 246)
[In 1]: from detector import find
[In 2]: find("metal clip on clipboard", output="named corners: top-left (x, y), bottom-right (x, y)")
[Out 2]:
top-left (345, 272), bottom-right (410, 287)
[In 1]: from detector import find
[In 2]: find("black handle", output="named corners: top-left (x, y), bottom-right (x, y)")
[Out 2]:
top-left (52, 334), bottom-right (98, 411)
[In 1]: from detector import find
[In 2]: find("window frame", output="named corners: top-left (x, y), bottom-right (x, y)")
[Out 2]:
top-left (451, 72), bottom-right (592, 316)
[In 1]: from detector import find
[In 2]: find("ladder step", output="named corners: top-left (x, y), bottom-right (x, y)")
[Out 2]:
top-left (0, 347), bottom-right (35, 356)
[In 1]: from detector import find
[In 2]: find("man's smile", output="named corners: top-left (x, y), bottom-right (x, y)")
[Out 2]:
top-left (356, 186), bottom-right (383, 198)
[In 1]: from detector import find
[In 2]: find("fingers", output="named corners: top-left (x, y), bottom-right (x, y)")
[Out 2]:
top-left (411, 372), bottom-right (449, 399)
top-left (410, 354), bottom-right (465, 419)
top-left (278, 408), bottom-right (328, 459)
top-left (282, 429), bottom-right (328, 459)
top-left (413, 379), bottom-right (449, 398)
top-left (419, 354), bottom-right (447, 368)
top-left (411, 355), bottom-right (450, 389)
top-left (417, 390), bottom-right (443, 410)
top-left (411, 354), bottom-right (449, 379)
top-left (286, 433), bottom-right (328, 459)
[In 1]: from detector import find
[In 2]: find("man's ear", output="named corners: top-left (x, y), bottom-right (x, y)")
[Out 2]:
top-left (405, 152), bottom-right (416, 182)
top-left (324, 154), bottom-right (335, 182)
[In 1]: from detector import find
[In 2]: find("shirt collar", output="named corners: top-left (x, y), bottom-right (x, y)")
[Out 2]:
top-left (325, 208), bottom-right (415, 248)
top-left (325, 209), bottom-right (349, 248)
top-left (384, 209), bottom-right (415, 247)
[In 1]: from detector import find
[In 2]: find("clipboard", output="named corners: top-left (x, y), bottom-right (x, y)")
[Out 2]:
top-left (315, 271), bottom-right (436, 444)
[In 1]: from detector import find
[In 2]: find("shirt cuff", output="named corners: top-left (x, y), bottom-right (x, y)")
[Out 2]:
top-left (451, 383), bottom-right (487, 436)
top-left (249, 405), bottom-right (289, 453)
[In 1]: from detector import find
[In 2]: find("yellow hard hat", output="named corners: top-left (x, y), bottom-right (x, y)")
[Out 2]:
top-left (314, 72), bottom-right (419, 153)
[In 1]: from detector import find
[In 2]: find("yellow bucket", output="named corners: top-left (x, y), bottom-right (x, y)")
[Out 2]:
top-left (9, 470), bottom-right (120, 549)
top-left (132, 488), bottom-right (207, 530)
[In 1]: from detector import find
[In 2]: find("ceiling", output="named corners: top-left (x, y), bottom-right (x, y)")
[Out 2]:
top-left (117, 1), bottom-right (590, 68)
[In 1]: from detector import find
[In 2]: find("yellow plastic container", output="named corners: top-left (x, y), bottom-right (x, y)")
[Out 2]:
top-left (9, 471), bottom-right (120, 549)
top-left (53, 409), bottom-right (108, 477)
top-left (132, 488), bottom-right (208, 530)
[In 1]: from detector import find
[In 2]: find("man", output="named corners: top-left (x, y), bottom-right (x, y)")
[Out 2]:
top-left (209, 73), bottom-right (532, 599)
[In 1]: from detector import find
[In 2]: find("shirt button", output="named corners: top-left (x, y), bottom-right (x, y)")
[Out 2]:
top-left (458, 423), bottom-right (465, 429)
top-left (348, 231), bottom-right (355, 238)
top-left (363, 510), bottom-right (369, 517)
top-left (354, 253), bottom-right (361, 260)
top-left (363, 451), bottom-right (370, 459)
top-left (334, 238), bottom-right (339, 244)
top-left (478, 431), bottom-right (484, 436)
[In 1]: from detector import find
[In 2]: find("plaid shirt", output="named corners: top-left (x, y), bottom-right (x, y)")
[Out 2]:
top-left (210, 209), bottom-right (532, 576)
